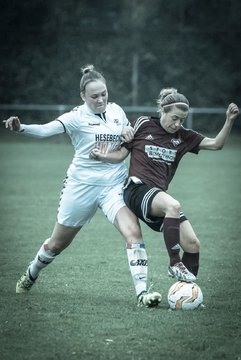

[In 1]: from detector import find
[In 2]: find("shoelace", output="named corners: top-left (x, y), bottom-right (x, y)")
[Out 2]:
top-left (173, 262), bottom-right (190, 275)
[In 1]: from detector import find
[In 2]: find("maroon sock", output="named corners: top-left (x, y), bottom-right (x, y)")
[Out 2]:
top-left (182, 252), bottom-right (199, 276)
top-left (163, 217), bottom-right (181, 266)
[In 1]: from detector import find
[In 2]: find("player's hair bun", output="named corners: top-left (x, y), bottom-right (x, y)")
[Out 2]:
top-left (79, 64), bottom-right (106, 92)
top-left (159, 88), bottom-right (178, 102)
top-left (156, 87), bottom-right (189, 112)
top-left (81, 64), bottom-right (95, 74)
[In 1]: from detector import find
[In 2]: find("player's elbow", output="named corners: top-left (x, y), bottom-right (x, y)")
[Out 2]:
top-left (38, 133), bottom-right (49, 139)
top-left (214, 143), bottom-right (224, 150)
top-left (209, 140), bottom-right (224, 150)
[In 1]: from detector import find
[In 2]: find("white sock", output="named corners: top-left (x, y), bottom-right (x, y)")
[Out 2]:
top-left (29, 241), bottom-right (57, 280)
top-left (126, 243), bottom-right (148, 297)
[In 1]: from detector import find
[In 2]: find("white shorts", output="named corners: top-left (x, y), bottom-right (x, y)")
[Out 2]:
top-left (57, 176), bottom-right (126, 227)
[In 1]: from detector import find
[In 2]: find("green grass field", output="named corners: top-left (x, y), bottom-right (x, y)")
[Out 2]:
top-left (0, 132), bottom-right (241, 360)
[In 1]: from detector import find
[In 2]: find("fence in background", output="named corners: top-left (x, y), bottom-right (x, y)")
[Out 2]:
top-left (0, 104), bottom-right (227, 130)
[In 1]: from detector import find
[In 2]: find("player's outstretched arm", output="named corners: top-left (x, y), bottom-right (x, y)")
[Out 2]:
top-left (3, 116), bottom-right (21, 131)
top-left (199, 103), bottom-right (239, 150)
top-left (90, 147), bottom-right (129, 163)
top-left (3, 116), bottom-right (65, 138)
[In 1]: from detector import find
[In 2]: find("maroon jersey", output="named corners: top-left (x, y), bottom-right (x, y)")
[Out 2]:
top-left (123, 116), bottom-right (205, 191)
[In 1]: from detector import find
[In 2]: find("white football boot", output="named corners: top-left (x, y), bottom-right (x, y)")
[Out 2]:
top-left (168, 262), bottom-right (196, 283)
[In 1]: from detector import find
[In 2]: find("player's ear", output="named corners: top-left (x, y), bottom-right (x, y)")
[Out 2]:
top-left (80, 91), bottom-right (85, 101)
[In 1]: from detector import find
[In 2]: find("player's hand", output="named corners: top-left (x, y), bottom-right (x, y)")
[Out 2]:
top-left (89, 148), bottom-right (105, 161)
top-left (121, 126), bottom-right (134, 143)
top-left (226, 103), bottom-right (239, 122)
top-left (3, 116), bottom-right (21, 131)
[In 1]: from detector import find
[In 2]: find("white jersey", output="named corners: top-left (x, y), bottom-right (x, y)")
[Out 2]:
top-left (19, 102), bottom-right (129, 186)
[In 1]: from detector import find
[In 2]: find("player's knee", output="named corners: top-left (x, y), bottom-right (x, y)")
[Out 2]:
top-left (194, 237), bottom-right (200, 252)
top-left (188, 236), bottom-right (200, 252)
top-left (128, 223), bottom-right (142, 239)
top-left (48, 238), bottom-right (70, 254)
top-left (48, 243), bottom-right (62, 254)
top-left (122, 221), bottom-right (142, 243)
top-left (166, 199), bottom-right (181, 217)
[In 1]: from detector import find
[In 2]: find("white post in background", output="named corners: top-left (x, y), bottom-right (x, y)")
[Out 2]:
top-left (131, 52), bottom-right (139, 106)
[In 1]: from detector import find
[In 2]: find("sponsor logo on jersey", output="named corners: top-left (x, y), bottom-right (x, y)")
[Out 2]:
top-left (95, 134), bottom-right (122, 142)
top-left (145, 145), bottom-right (177, 162)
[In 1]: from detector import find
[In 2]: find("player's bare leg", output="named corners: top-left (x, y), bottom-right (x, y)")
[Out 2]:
top-left (16, 223), bottom-right (81, 293)
top-left (48, 223), bottom-right (81, 253)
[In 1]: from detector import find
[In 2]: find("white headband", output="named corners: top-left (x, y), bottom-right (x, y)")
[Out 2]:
top-left (162, 102), bottom-right (189, 108)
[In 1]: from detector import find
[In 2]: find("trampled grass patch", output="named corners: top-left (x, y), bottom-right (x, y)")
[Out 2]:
top-left (0, 134), bottom-right (241, 360)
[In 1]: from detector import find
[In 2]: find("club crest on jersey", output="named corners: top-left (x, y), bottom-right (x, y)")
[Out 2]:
top-left (171, 138), bottom-right (182, 147)
top-left (114, 119), bottom-right (121, 125)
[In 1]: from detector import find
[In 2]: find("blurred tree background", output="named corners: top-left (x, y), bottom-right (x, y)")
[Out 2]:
top-left (0, 0), bottom-right (240, 117)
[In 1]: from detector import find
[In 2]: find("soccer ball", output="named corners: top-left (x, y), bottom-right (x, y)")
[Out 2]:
top-left (167, 281), bottom-right (203, 310)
